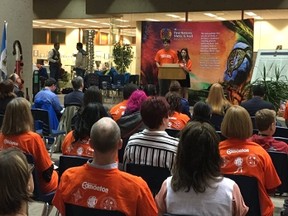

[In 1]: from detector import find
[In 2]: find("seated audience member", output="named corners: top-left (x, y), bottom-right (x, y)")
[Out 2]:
top-left (8, 73), bottom-right (24, 97)
top-left (283, 102), bottom-right (288, 127)
top-left (34, 78), bottom-right (63, 122)
top-left (63, 76), bottom-right (84, 107)
top-left (241, 84), bottom-right (275, 116)
top-left (143, 84), bottom-right (157, 96)
top-left (0, 148), bottom-right (34, 216)
top-left (249, 109), bottom-right (288, 153)
top-left (156, 121), bottom-right (248, 215)
top-left (206, 83), bottom-right (231, 116)
top-left (110, 83), bottom-right (138, 121)
top-left (123, 96), bottom-right (179, 171)
top-left (36, 59), bottom-right (49, 88)
top-left (190, 101), bottom-right (212, 124)
top-left (0, 79), bottom-right (16, 114)
top-left (165, 92), bottom-right (190, 130)
top-left (117, 90), bottom-right (148, 139)
top-left (169, 80), bottom-right (190, 118)
top-left (220, 105), bottom-right (281, 216)
top-left (53, 117), bottom-right (157, 216)
top-left (0, 97), bottom-right (58, 194)
top-left (62, 102), bottom-right (109, 157)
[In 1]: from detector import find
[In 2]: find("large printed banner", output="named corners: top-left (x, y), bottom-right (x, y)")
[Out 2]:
top-left (141, 19), bottom-right (254, 94)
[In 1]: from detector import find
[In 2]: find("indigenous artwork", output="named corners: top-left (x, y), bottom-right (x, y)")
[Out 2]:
top-left (141, 19), bottom-right (254, 103)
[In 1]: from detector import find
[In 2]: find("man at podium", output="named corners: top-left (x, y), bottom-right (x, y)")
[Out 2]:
top-left (155, 39), bottom-right (177, 96)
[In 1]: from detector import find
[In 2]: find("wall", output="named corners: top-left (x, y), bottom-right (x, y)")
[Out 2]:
top-left (0, 0), bottom-right (33, 96)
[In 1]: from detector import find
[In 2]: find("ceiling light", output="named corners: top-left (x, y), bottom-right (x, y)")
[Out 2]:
top-left (145, 18), bottom-right (160, 21)
top-left (245, 12), bottom-right (257, 17)
top-left (166, 14), bottom-right (181, 18)
top-left (56, 20), bottom-right (72, 24)
top-left (115, 18), bottom-right (129, 23)
top-left (33, 21), bottom-right (46, 24)
top-left (74, 23), bottom-right (86, 26)
top-left (101, 22), bottom-right (111, 26)
top-left (84, 19), bottom-right (99, 23)
top-left (254, 16), bottom-right (263, 20)
top-left (216, 17), bottom-right (226, 21)
top-left (65, 26), bottom-right (77, 28)
top-left (33, 24), bottom-right (39, 27)
top-left (42, 26), bottom-right (55, 28)
top-left (49, 23), bottom-right (63, 26)
top-left (204, 13), bottom-right (216, 17)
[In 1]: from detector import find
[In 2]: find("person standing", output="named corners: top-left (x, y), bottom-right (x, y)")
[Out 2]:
top-left (36, 59), bottom-right (49, 88)
top-left (177, 48), bottom-right (192, 100)
top-left (74, 42), bottom-right (87, 78)
top-left (48, 42), bottom-right (61, 90)
top-left (155, 39), bottom-right (177, 96)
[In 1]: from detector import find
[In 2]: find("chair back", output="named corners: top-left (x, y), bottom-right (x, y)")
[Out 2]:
top-left (128, 74), bottom-right (140, 86)
top-left (113, 74), bottom-right (125, 86)
top-left (215, 130), bottom-right (226, 141)
top-left (84, 72), bottom-right (99, 89)
top-left (58, 155), bottom-right (90, 178)
top-left (210, 114), bottom-right (224, 131)
top-left (165, 128), bottom-right (180, 138)
top-left (224, 174), bottom-right (261, 216)
top-left (126, 163), bottom-right (170, 195)
top-left (274, 126), bottom-right (288, 138)
top-left (31, 108), bottom-right (52, 136)
top-left (65, 203), bottom-right (125, 216)
top-left (24, 153), bottom-right (55, 202)
top-left (99, 75), bottom-right (112, 89)
top-left (268, 151), bottom-right (288, 194)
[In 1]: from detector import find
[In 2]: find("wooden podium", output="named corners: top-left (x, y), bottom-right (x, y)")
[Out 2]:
top-left (158, 63), bottom-right (186, 80)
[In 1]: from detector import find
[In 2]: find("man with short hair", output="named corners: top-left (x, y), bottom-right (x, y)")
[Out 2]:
top-left (8, 73), bottom-right (24, 97)
top-left (53, 117), bottom-right (158, 216)
top-left (123, 96), bottom-right (179, 171)
top-left (63, 76), bottom-right (84, 107)
top-left (48, 42), bottom-right (61, 81)
top-left (109, 83), bottom-right (138, 121)
top-left (241, 84), bottom-right (275, 116)
top-left (250, 108), bottom-right (288, 154)
top-left (74, 42), bottom-right (87, 78)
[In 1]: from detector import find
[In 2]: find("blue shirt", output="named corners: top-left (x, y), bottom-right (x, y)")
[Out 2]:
top-left (34, 88), bottom-right (63, 114)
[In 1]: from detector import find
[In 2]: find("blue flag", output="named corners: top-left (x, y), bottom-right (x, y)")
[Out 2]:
top-left (0, 21), bottom-right (7, 80)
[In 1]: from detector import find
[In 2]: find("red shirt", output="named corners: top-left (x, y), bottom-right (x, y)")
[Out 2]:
top-left (155, 49), bottom-right (178, 66)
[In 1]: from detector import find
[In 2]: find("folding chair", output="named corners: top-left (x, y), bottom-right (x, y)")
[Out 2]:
top-left (268, 151), bottom-right (288, 195)
top-left (65, 203), bottom-right (125, 216)
top-left (274, 126), bottom-right (288, 138)
top-left (58, 155), bottom-right (90, 178)
top-left (224, 174), bottom-right (261, 216)
top-left (99, 75), bottom-right (112, 102)
top-left (111, 74), bottom-right (125, 102)
top-left (31, 108), bottom-right (66, 157)
top-left (25, 153), bottom-right (55, 216)
top-left (128, 74), bottom-right (140, 86)
top-left (165, 128), bottom-right (180, 138)
top-left (126, 163), bottom-right (170, 196)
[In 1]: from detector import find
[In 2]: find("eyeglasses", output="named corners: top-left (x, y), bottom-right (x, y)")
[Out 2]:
top-left (28, 164), bottom-right (35, 174)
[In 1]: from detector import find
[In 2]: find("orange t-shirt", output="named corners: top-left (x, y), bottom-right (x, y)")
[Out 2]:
top-left (0, 131), bottom-right (58, 193)
top-left (219, 138), bottom-right (281, 216)
top-left (53, 163), bottom-right (158, 216)
top-left (178, 59), bottom-right (192, 72)
top-left (167, 111), bottom-right (190, 130)
top-left (62, 131), bottom-right (94, 158)
top-left (155, 49), bottom-right (178, 66)
top-left (109, 100), bottom-right (128, 122)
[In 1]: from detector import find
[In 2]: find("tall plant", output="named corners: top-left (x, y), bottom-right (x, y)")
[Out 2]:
top-left (112, 42), bottom-right (133, 74)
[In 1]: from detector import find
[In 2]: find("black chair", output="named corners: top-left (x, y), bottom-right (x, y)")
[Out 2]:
top-left (224, 174), bottom-right (261, 216)
top-left (58, 155), bottom-right (90, 178)
top-left (25, 153), bottom-right (55, 216)
top-left (210, 114), bottom-right (224, 131)
top-left (84, 72), bottom-right (99, 89)
top-left (165, 128), bottom-right (180, 138)
top-left (268, 151), bottom-right (288, 194)
top-left (99, 75), bottom-right (113, 101)
top-left (111, 74), bottom-right (125, 101)
top-left (126, 163), bottom-right (170, 195)
top-left (31, 108), bottom-right (66, 156)
top-left (274, 126), bottom-right (288, 138)
top-left (65, 203), bottom-right (125, 216)
top-left (0, 113), bottom-right (4, 128)
top-left (129, 74), bottom-right (140, 86)
top-left (216, 130), bottom-right (226, 141)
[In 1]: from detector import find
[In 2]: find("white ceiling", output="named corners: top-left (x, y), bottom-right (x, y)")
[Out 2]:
top-left (33, 9), bottom-right (288, 36)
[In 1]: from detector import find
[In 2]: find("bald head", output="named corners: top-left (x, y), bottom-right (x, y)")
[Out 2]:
top-left (90, 117), bottom-right (121, 153)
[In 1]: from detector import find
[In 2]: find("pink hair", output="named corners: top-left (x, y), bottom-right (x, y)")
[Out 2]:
top-left (126, 90), bottom-right (148, 114)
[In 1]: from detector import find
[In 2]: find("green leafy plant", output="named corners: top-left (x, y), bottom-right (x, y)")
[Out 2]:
top-left (112, 42), bottom-right (133, 74)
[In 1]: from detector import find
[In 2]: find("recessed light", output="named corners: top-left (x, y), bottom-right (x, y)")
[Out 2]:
top-left (145, 18), bottom-right (159, 21)
top-left (245, 12), bottom-right (257, 17)
top-left (115, 18), bottom-right (129, 23)
top-left (216, 17), bottom-right (226, 21)
top-left (56, 20), bottom-right (72, 24)
top-left (33, 21), bottom-right (46, 24)
top-left (166, 14), bottom-right (181, 18)
top-left (204, 13), bottom-right (216, 18)
top-left (84, 19), bottom-right (99, 23)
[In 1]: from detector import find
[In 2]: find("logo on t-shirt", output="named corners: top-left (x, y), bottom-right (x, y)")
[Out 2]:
top-left (101, 196), bottom-right (117, 210)
top-left (82, 182), bottom-right (109, 193)
top-left (87, 196), bottom-right (97, 208)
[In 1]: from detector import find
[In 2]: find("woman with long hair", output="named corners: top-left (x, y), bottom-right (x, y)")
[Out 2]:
top-left (0, 79), bottom-right (16, 114)
top-left (0, 148), bottom-right (34, 216)
top-left (156, 121), bottom-right (248, 215)
top-left (0, 97), bottom-right (58, 194)
top-left (62, 102), bottom-right (109, 157)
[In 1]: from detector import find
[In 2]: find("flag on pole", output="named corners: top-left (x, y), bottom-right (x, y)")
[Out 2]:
top-left (0, 21), bottom-right (7, 81)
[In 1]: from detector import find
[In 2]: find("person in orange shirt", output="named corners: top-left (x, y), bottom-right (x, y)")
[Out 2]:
top-left (155, 39), bottom-right (178, 96)
top-left (109, 83), bottom-right (138, 121)
top-left (177, 48), bottom-right (192, 99)
top-left (165, 92), bottom-right (190, 130)
top-left (62, 102), bottom-right (109, 157)
top-left (220, 105), bottom-right (281, 216)
top-left (53, 117), bottom-right (157, 216)
top-left (0, 97), bottom-right (58, 194)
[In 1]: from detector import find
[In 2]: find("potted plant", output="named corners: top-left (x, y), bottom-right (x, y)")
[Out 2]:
top-left (112, 42), bottom-right (133, 74)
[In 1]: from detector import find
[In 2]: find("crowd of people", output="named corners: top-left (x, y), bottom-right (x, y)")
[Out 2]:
top-left (0, 40), bottom-right (287, 216)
